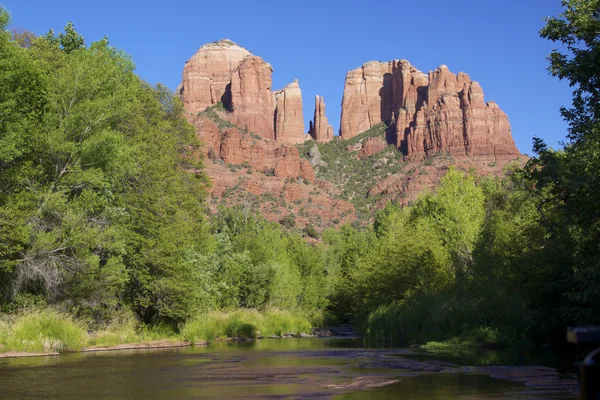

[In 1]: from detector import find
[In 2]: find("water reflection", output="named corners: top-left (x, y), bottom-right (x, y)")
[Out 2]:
top-left (0, 339), bottom-right (576, 399)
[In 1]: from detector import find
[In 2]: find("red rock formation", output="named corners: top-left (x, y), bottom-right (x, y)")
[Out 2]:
top-left (340, 60), bottom-right (520, 161)
top-left (228, 55), bottom-right (275, 140)
top-left (206, 159), bottom-right (355, 230)
top-left (274, 147), bottom-right (315, 182)
top-left (180, 40), bottom-right (308, 143)
top-left (191, 116), bottom-right (221, 158)
top-left (180, 40), bottom-right (250, 115)
top-left (273, 80), bottom-right (306, 144)
top-left (217, 126), bottom-right (313, 182)
top-left (191, 116), bottom-right (353, 230)
top-left (308, 95), bottom-right (334, 143)
top-left (340, 61), bottom-right (394, 140)
top-left (358, 137), bottom-right (388, 159)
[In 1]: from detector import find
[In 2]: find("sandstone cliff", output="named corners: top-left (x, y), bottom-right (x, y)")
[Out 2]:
top-left (179, 40), bottom-right (305, 144)
top-left (274, 80), bottom-right (306, 144)
top-left (339, 60), bottom-right (520, 161)
top-left (179, 40), bottom-right (250, 115)
top-left (181, 42), bottom-right (524, 230)
top-left (228, 55), bottom-right (275, 139)
top-left (308, 95), bottom-right (334, 143)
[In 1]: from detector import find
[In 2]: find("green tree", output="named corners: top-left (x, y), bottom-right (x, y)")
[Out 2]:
top-left (0, 14), bottom-right (212, 326)
top-left (522, 0), bottom-right (600, 336)
top-left (411, 168), bottom-right (485, 276)
top-left (57, 22), bottom-right (84, 53)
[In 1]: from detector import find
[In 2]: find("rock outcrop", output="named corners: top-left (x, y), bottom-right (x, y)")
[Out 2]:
top-left (192, 116), bottom-right (314, 183)
top-left (228, 55), bottom-right (275, 139)
top-left (340, 61), bottom-right (394, 140)
top-left (358, 137), bottom-right (387, 159)
top-left (180, 40), bottom-right (305, 143)
top-left (179, 40), bottom-right (250, 115)
top-left (340, 60), bottom-right (520, 161)
top-left (191, 115), bottom-right (354, 230)
top-left (273, 80), bottom-right (306, 144)
top-left (181, 44), bottom-right (524, 230)
top-left (308, 95), bottom-right (334, 143)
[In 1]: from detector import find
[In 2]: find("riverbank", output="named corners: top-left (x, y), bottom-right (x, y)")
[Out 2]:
top-left (0, 339), bottom-right (191, 358)
top-left (0, 308), bottom-right (315, 356)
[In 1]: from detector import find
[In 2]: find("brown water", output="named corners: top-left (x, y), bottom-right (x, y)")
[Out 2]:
top-left (0, 338), bottom-right (576, 399)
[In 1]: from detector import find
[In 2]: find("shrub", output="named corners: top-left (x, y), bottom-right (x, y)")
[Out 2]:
top-left (181, 313), bottom-right (228, 343)
top-left (262, 309), bottom-right (311, 336)
top-left (304, 224), bottom-right (319, 239)
top-left (279, 214), bottom-right (296, 228)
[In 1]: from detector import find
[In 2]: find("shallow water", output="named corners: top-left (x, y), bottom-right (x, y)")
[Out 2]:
top-left (0, 338), bottom-right (576, 399)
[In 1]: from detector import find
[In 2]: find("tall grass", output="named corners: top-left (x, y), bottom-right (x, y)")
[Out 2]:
top-left (0, 308), bottom-right (313, 353)
top-left (0, 314), bottom-right (12, 350)
top-left (87, 310), bottom-right (139, 347)
top-left (87, 311), bottom-right (179, 347)
top-left (181, 308), bottom-right (312, 344)
top-left (3, 309), bottom-right (87, 353)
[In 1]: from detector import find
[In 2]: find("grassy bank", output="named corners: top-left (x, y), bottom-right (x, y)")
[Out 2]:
top-left (0, 308), bottom-right (313, 354)
top-left (0, 310), bottom-right (87, 353)
top-left (181, 309), bottom-right (312, 344)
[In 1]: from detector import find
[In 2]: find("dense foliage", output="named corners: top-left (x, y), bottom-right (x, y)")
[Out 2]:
top-left (0, 11), bottom-right (213, 327)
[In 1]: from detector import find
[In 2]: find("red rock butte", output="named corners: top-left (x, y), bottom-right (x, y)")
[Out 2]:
top-left (179, 39), bottom-right (306, 143)
top-left (340, 60), bottom-right (520, 160)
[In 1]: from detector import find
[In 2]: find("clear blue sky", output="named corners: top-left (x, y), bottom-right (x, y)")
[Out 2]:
top-left (3, 0), bottom-right (571, 154)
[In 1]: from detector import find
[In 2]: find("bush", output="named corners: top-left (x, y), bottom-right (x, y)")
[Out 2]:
top-left (304, 224), bottom-right (319, 239)
top-left (279, 214), bottom-right (296, 228)
top-left (262, 308), bottom-right (311, 336)
top-left (3, 309), bottom-right (87, 353)
top-left (181, 312), bottom-right (227, 343)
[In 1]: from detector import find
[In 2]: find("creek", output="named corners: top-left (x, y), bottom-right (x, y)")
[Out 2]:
top-left (0, 338), bottom-right (577, 399)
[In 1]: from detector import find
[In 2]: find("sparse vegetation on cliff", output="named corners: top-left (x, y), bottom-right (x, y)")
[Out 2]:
top-left (198, 102), bottom-right (237, 130)
top-left (298, 123), bottom-right (406, 218)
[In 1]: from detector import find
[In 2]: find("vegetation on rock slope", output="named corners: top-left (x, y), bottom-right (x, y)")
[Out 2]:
top-left (297, 123), bottom-right (456, 220)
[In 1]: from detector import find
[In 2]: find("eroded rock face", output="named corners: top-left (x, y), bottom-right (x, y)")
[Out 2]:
top-left (217, 127), bottom-right (314, 182)
top-left (191, 116), bottom-right (221, 158)
top-left (180, 40), bottom-right (306, 143)
top-left (358, 137), bottom-right (388, 159)
top-left (340, 60), bottom-right (520, 161)
top-left (192, 116), bottom-right (355, 230)
top-left (180, 40), bottom-right (250, 115)
top-left (274, 80), bottom-right (306, 144)
top-left (308, 95), bottom-right (334, 143)
top-left (229, 55), bottom-right (275, 139)
top-left (340, 61), bottom-right (393, 140)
